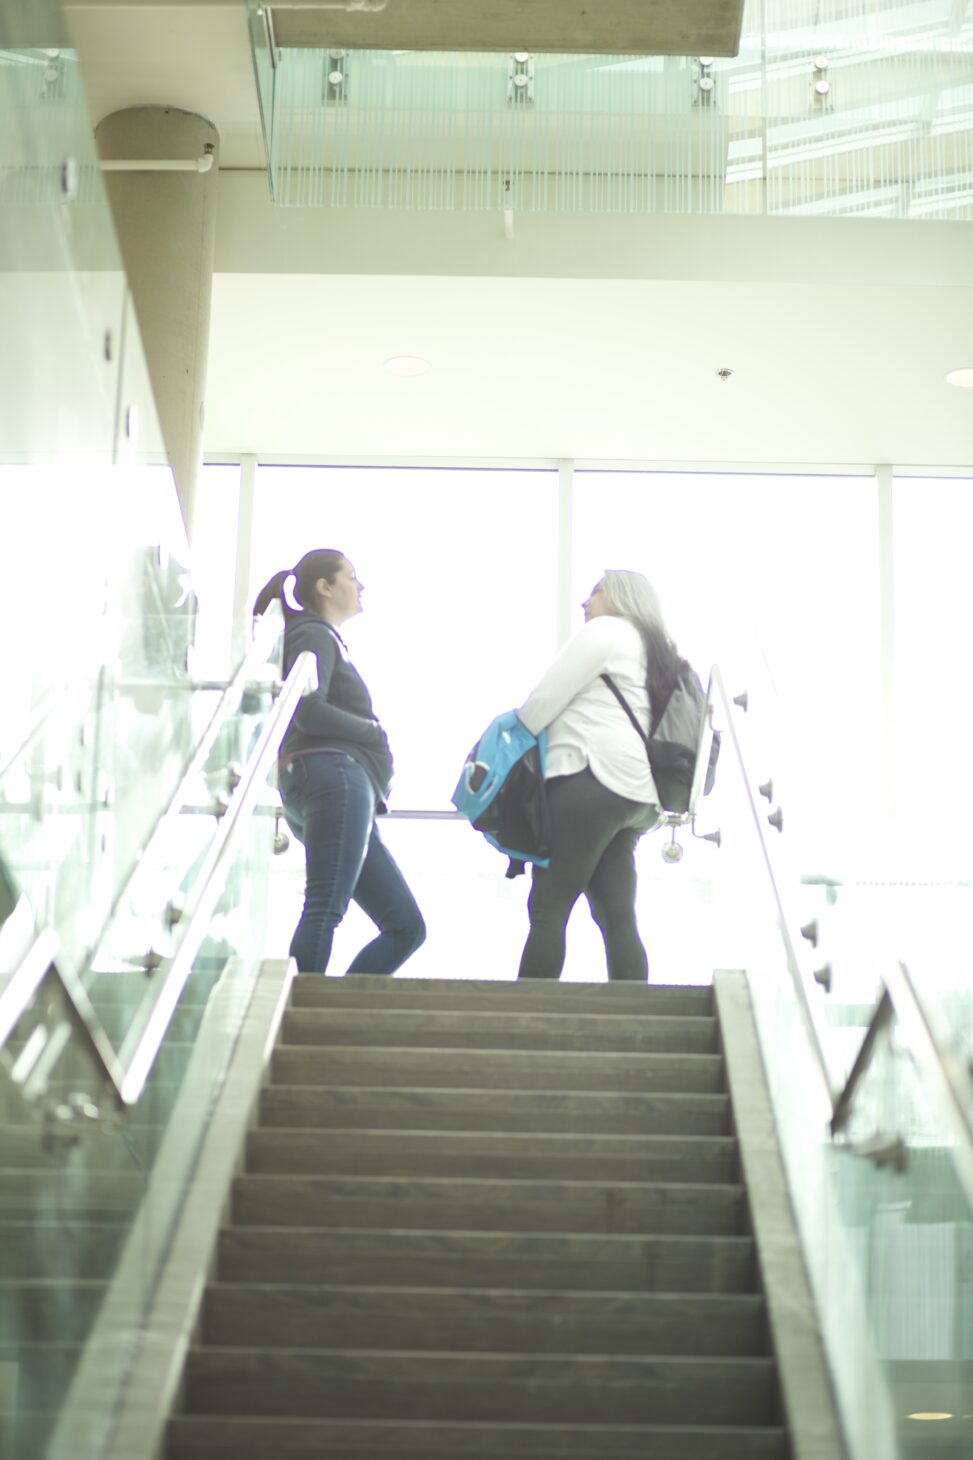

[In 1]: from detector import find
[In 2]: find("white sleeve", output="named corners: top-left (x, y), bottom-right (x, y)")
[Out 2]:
top-left (517, 618), bottom-right (625, 735)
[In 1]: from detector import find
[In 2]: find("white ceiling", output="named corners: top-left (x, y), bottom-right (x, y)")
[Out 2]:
top-left (66, 1), bottom-right (973, 467)
top-left (206, 272), bottom-right (973, 464)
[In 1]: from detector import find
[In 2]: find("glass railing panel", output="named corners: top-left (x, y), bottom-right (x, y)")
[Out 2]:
top-left (0, 586), bottom-right (199, 988)
top-left (245, 0), bottom-right (276, 196)
top-left (1, 798), bottom-right (281, 1460)
top-left (723, 683), bottom-right (973, 1460)
top-left (1, 0), bottom-right (207, 993)
top-left (833, 1013), bottom-right (973, 1460)
top-left (0, 20), bottom-right (124, 465)
top-left (84, 646), bottom-right (282, 1044)
top-left (253, 5), bottom-right (973, 221)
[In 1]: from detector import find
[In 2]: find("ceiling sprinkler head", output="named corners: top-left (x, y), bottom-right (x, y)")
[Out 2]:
top-left (716, 367), bottom-right (734, 381)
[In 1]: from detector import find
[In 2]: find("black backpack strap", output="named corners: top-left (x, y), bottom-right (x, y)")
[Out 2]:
top-left (601, 673), bottom-right (651, 759)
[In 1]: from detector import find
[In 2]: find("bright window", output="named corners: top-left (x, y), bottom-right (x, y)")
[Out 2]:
top-left (893, 476), bottom-right (973, 855)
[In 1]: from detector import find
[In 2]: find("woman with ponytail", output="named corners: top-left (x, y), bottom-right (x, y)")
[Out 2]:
top-left (515, 569), bottom-right (685, 982)
top-left (254, 548), bottom-right (425, 975)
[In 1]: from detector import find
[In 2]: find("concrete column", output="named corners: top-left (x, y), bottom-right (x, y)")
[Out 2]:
top-left (95, 106), bottom-right (219, 537)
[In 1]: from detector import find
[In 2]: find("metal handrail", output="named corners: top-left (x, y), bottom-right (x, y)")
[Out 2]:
top-left (882, 960), bottom-right (973, 1211)
top-left (707, 664), bottom-right (839, 1116)
top-left (1, 644), bottom-right (317, 1112)
top-left (0, 928), bottom-right (60, 1050)
top-left (0, 685), bottom-right (69, 785)
top-left (87, 606), bottom-right (286, 962)
top-left (116, 647), bottom-right (317, 1105)
top-left (710, 663), bottom-right (973, 1200)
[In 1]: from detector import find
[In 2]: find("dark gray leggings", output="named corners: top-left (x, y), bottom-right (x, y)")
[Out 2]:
top-left (518, 767), bottom-right (649, 982)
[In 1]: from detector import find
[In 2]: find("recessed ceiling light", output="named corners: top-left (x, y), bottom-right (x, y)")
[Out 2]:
top-left (907, 1413), bottom-right (954, 1421)
top-left (385, 356), bottom-right (430, 377)
top-left (946, 367), bottom-right (973, 388)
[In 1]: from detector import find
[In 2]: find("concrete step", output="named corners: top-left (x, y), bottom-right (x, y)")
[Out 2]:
top-left (271, 1046), bottom-right (725, 1094)
top-left (0, 1220), bottom-right (125, 1280)
top-left (231, 1174), bottom-right (747, 1236)
top-left (216, 1227), bottom-right (757, 1293)
top-left (259, 1084), bottom-right (732, 1135)
top-left (245, 1129), bottom-right (740, 1184)
top-left (168, 1413), bottom-right (789, 1460)
top-left (182, 1348), bottom-right (780, 1425)
top-left (201, 1284), bottom-right (768, 1356)
top-left (291, 977), bottom-right (714, 1017)
top-left (281, 1008), bottom-right (719, 1054)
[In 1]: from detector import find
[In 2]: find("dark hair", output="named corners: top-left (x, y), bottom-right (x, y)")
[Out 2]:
top-left (252, 548), bottom-right (346, 620)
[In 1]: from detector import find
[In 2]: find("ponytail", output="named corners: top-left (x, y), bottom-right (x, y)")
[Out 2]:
top-left (252, 568), bottom-right (296, 620)
top-left (252, 548), bottom-right (346, 621)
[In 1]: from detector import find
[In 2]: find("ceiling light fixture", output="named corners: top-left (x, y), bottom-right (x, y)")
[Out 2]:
top-left (385, 356), bottom-right (430, 377)
top-left (946, 367), bottom-right (973, 388)
top-left (814, 78), bottom-right (831, 96)
top-left (907, 1413), bottom-right (954, 1421)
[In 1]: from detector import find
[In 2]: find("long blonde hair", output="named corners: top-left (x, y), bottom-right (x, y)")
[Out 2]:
top-left (601, 569), bottom-right (685, 726)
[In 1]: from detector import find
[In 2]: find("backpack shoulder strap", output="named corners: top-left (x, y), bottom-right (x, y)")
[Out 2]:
top-left (601, 673), bottom-right (650, 756)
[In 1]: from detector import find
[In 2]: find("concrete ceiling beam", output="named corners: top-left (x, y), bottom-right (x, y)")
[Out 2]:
top-left (269, 0), bottom-right (745, 58)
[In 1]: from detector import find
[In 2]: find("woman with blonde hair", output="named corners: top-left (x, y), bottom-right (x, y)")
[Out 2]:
top-left (516, 569), bottom-right (685, 981)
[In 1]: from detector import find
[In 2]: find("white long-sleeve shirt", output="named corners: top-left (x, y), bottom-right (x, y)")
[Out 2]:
top-left (517, 615), bottom-right (660, 805)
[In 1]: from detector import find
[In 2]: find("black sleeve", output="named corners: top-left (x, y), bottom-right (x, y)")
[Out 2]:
top-left (289, 622), bottom-right (381, 746)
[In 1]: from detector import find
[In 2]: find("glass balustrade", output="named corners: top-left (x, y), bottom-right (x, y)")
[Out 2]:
top-left (713, 661), bottom-right (973, 1460)
top-left (0, 659), bottom-right (288, 1460)
top-left (0, 0), bottom-right (203, 996)
top-left (832, 1007), bottom-right (973, 1460)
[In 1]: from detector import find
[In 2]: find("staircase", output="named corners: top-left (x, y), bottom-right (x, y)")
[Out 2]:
top-left (167, 976), bottom-right (791, 1459)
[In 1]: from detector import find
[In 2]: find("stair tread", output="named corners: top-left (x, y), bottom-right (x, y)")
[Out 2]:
top-left (206, 1281), bottom-right (763, 1301)
top-left (188, 1344), bottom-right (775, 1366)
top-left (272, 1046), bottom-right (726, 1092)
top-left (217, 1224), bottom-right (755, 1244)
top-left (280, 1008), bottom-right (719, 1051)
top-left (292, 977), bottom-right (712, 999)
top-left (235, 1172), bottom-right (743, 1191)
top-left (168, 1412), bottom-right (788, 1459)
top-left (247, 1128), bottom-right (737, 1148)
top-left (275, 1045), bottom-right (722, 1060)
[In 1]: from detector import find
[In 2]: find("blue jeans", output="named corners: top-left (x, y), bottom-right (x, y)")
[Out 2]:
top-left (279, 750), bottom-right (425, 975)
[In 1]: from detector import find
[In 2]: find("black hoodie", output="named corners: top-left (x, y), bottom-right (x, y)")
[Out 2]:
top-left (279, 612), bottom-right (393, 805)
